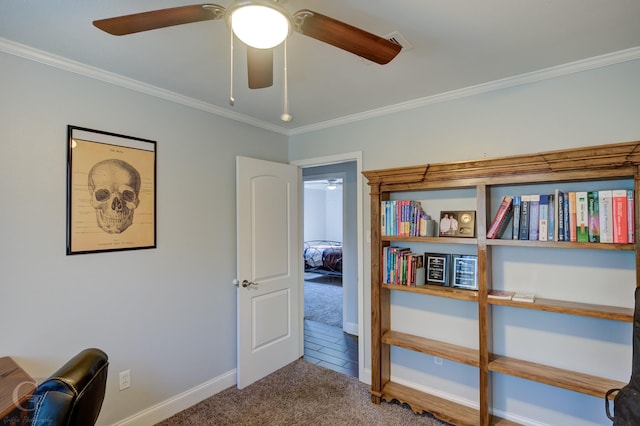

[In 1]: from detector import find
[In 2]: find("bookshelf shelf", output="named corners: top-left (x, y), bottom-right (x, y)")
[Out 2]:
top-left (382, 283), bottom-right (478, 301)
top-left (382, 235), bottom-right (478, 245)
top-left (488, 355), bottom-right (626, 399)
top-left (364, 140), bottom-right (640, 425)
top-left (377, 382), bottom-right (518, 426)
top-left (488, 297), bottom-right (634, 321)
top-left (486, 239), bottom-right (634, 250)
top-left (382, 330), bottom-right (480, 367)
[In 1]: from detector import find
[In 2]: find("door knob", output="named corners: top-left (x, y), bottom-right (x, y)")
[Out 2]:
top-left (233, 279), bottom-right (259, 288)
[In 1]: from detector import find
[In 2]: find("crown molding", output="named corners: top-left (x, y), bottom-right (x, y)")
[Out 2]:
top-left (289, 46), bottom-right (640, 136)
top-left (2, 37), bottom-right (639, 138)
top-left (0, 37), bottom-right (289, 136)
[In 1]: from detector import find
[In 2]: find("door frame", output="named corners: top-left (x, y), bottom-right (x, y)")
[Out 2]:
top-left (292, 152), bottom-right (365, 381)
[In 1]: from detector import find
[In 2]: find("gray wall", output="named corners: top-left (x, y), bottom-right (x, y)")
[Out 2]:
top-left (3, 41), bottom-right (640, 426)
top-left (0, 51), bottom-right (288, 425)
top-left (290, 59), bottom-right (640, 426)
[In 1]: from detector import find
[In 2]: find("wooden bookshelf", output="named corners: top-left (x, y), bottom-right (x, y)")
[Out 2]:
top-left (364, 140), bottom-right (640, 425)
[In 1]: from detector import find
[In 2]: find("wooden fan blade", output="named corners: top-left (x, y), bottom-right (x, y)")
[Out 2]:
top-left (247, 47), bottom-right (274, 89)
top-left (93, 4), bottom-right (225, 36)
top-left (293, 10), bottom-right (401, 65)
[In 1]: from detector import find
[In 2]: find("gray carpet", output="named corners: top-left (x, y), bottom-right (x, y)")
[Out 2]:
top-left (303, 275), bottom-right (343, 328)
top-left (155, 359), bottom-right (448, 425)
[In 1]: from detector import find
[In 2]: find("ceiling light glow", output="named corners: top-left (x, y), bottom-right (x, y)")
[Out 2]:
top-left (231, 4), bottom-right (290, 49)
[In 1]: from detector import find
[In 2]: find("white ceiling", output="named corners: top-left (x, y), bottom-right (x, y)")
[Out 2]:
top-left (2, 1), bottom-right (639, 134)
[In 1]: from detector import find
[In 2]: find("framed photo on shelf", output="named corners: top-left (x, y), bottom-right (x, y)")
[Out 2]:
top-left (424, 252), bottom-right (451, 286)
top-left (451, 254), bottom-right (478, 289)
top-left (67, 125), bottom-right (157, 255)
top-left (439, 210), bottom-right (476, 237)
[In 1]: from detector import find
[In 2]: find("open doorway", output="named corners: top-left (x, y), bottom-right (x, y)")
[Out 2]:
top-left (300, 162), bottom-right (358, 377)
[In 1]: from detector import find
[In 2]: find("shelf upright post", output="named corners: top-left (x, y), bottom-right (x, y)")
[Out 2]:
top-left (369, 181), bottom-right (387, 403)
top-left (476, 183), bottom-right (492, 425)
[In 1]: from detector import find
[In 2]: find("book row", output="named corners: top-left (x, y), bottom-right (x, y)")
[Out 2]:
top-left (383, 246), bottom-right (479, 290)
top-left (488, 190), bottom-right (635, 243)
top-left (381, 200), bottom-right (430, 237)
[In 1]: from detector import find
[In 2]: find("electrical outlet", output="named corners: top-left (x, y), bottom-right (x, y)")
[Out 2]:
top-left (434, 357), bottom-right (443, 366)
top-left (119, 370), bottom-right (131, 390)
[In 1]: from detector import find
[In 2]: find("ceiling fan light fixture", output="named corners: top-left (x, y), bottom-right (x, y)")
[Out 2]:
top-left (229, 1), bottom-right (291, 49)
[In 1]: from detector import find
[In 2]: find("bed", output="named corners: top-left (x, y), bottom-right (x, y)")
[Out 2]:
top-left (303, 240), bottom-right (343, 276)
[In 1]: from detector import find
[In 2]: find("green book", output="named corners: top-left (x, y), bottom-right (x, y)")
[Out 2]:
top-left (588, 191), bottom-right (600, 242)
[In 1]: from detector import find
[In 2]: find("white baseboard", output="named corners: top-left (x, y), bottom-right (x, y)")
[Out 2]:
top-left (109, 369), bottom-right (236, 426)
top-left (343, 321), bottom-right (358, 336)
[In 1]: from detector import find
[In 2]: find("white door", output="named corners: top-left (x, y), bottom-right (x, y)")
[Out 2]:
top-left (236, 156), bottom-right (301, 389)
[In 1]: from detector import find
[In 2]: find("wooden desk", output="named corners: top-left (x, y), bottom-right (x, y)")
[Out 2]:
top-left (0, 356), bottom-right (36, 420)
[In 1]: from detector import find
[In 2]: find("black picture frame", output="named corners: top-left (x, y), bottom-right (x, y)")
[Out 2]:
top-left (66, 125), bottom-right (157, 255)
top-left (424, 252), bottom-right (451, 286)
top-left (451, 254), bottom-right (478, 289)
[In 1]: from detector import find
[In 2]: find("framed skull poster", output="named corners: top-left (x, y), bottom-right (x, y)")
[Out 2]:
top-left (67, 126), bottom-right (156, 255)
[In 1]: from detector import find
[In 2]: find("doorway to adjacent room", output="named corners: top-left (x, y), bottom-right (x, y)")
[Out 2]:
top-left (300, 161), bottom-right (359, 377)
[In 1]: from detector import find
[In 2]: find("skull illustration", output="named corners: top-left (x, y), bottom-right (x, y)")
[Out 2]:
top-left (88, 159), bottom-right (141, 234)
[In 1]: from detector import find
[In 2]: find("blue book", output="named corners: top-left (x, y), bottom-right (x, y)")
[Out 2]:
top-left (528, 194), bottom-right (540, 241)
top-left (519, 195), bottom-right (530, 240)
top-left (563, 192), bottom-right (570, 241)
top-left (557, 191), bottom-right (565, 241)
top-left (547, 194), bottom-right (555, 241)
top-left (512, 195), bottom-right (521, 240)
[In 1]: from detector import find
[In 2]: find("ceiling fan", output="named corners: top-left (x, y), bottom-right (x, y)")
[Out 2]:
top-left (93, 1), bottom-right (403, 92)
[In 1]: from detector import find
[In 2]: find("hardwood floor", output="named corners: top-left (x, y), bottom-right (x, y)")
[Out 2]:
top-left (303, 319), bottom-right (359, 378)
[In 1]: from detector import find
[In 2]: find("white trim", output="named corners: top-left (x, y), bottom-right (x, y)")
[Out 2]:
top-left (0, 37), bottom-right (288, 136)
top-left (108, 369), bottom-right (236, 426)
top-left (292, 152), bottom-right (365, 382)
top-left (288, 46), bottom-right (640, 135)
top-left (2, 37), bottom-right (638, 137)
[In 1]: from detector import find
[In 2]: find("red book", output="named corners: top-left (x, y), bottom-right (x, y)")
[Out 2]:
top-left (628, 190), bottom-right (635, 243)
top-left (613, 189), bottom-right (628, 243)
top-left (487, 196), bottom-right (514, 239)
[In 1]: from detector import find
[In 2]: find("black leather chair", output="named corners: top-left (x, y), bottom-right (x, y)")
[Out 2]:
top-left (29, 348), bottom-right (109, 426)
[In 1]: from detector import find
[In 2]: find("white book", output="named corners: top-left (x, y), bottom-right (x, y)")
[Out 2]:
top-left (512, 292), bottom-right (535, 303)
top-left (575, 191), bottom-right (589, 242)
top-left (599, 190), bottom-right (614, 243)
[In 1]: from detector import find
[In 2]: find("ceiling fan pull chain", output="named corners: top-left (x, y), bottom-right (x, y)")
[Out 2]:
top-left (281, 39), bottom-right (292, 122)
top-left (229, 30), bottom-right (235, 106)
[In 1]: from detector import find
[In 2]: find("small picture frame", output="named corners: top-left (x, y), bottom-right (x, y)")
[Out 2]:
top-left (451, 254), bottom-right (478, 290)
top-left (424, 252), bottom-right (451, 286)
top-left (439, 210), bottom-right (476, 237)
